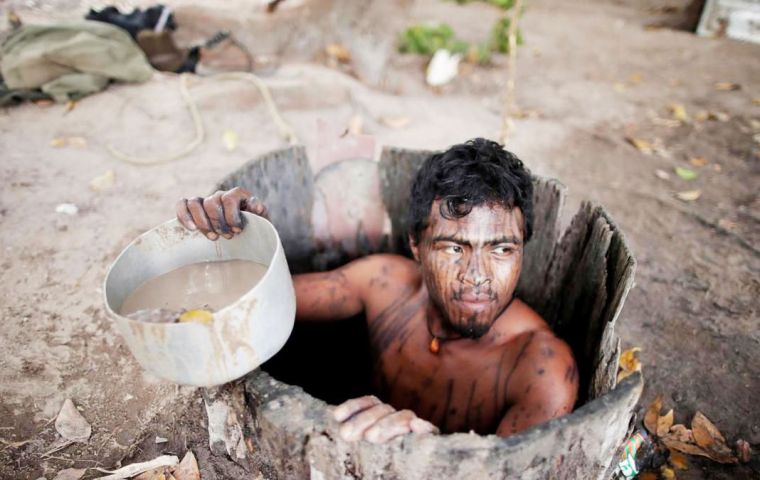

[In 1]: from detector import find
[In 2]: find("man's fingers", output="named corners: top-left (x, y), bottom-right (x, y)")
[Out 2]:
top-left (187, 197), bottom-right (217, 240)
top-left (410, 417), bottom-right (439, 434)
top-left (175, 198), bottom-right (197, 231)
top-left (221, 188), bottom-right (249, 233)
top-left (364, 410), bottom-right (415, 444)
top-left (204, 192), bottom-right (232, 239)
top-left (243, 196), bottom-right (269, 220)
top-left (333, 395), bottom-right (381, 423)
top-left (338, 403), bottom-right (395, 442)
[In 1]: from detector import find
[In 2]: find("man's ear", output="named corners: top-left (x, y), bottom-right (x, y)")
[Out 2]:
top-left (409, 234), bottom-right (420, 262)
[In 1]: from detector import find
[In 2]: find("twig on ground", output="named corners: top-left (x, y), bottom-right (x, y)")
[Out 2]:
top-left (499, 0), bottom-right (524, 145)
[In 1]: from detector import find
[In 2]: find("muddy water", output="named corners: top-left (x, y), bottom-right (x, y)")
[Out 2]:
top-left (120, 259), bottom-right (268, 317)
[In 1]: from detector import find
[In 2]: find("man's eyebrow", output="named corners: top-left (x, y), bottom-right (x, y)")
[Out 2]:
top-left (431, 235), bottom-right (523, 246)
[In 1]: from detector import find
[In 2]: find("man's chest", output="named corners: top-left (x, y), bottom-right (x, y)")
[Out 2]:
top-left (367, 302), bottom-right (516, 434)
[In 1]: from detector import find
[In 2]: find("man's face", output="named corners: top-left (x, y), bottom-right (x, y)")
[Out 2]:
top-left (411, 200), bottom-right (525, 338)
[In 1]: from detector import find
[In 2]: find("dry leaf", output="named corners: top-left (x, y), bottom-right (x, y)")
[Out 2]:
top-left (626, 137), bottom-right (653, 155)
top-left (692, 412), bottom-right (725, 449)
top-left (134, 468), bottom-right (169, 480)
top-left (674, 167), bottom-right (697, 181)
top-left (93, 455), bottom-right (179, 480)
top-left (347, 115), bottom-right (363, 135)
top-left (714, 82), bottom-right (740, 91)
top-left (90, 171), bottom-right (115, 192)
top-left (660, 466), bottom-right (676, 479)
top-left (379, 116), bottom-right (411, 129)
top-left (669, 450), bottom-right (689, 470)
top-left (658, 409), bottom-right (674, 437)
top-left (676, 190), bottom-right (701, 202)
top-left (694, 110), bottom-right (709, 122)
top-left (708, 111), bottom-right (730, 122)
top-left (712, 164), bottom-right (722, 172)
top-left (753, 97), bottom-right (760, 106)
top-left (669, 424), bottom-right (695, 443)
top-left (717, 218), bottom-right (737, 231)
top-left (66, 101), bottom-right (78, 112)
top-left (639, 473), bottom-right (658, 480)
top-left (68, 137), bottom-right (87, 148)
top-left (617, 347), bottom-right (641, 382)
top-left (644, 394), bottom-right (663, 435)
top-left (172, 451), bottom-right (200, 480)
top-left (613, 82), bottom-right (627, 92)
top-left (222, 130), bottom-right (239, 151)
top-left (178, 310), bottom-right (214, 325)
top-left (655, 169), bottom-right (670, 180)
top-left (51, 137), bottom-right (67, 147)
top-left (670, 103), bottom-right (689, 122)
top-left (692, 412), bottom-right (737, 463)
top-left (53, 468), bottom-right (86, 480)
top-left (55, 399), bottom-right (91, 443)
top-left (661, 436), bottom-right (708, 456)
top-left (629, 72), bottom-right (643, 84)
top-left (735, 439), bottom-right (751, 463)
top-left (688, 157), bottom-right (708, 167)
top-left (325, 43), bottom-right (351, 63)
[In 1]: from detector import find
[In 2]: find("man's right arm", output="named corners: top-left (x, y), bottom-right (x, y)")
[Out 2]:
top-left (176, 187), bottom-right (377, 322)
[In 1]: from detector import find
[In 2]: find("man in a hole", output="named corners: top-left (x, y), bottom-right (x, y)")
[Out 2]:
top-left (176, 138), bottom-right (578, 443)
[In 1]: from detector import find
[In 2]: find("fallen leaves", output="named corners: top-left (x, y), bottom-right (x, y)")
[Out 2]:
top-left (173, 451), bottom-right (201, 480)
top-left (674, 166), bottom-right (697, 181)
top-left (688, 157), bottom-right (708, 167)
top-left (643, 396), bottom-right (739, 465)
top-left (53, 468), bottom-right (86, 480)
top-left (617, 347), bottom-right (641, 382)
top-left (669, 103), bottom-right (689, 123)
top-left (51, 136), bottom-right (87, 148)
top-left (691, 412), bottom-right (737, 463)
top-left (379, 116), bottom-right (411, 129)
top-left (222, 130), bottom-right (239, 151)
top-left (325, 43), bottom-right (351, 63)
top-left (714, 82), bottom-right (740, 91)
top-left (90, 170), bottom-right (116, 192)
top-left (93, 455), bottom-right (179, 480)
top-left (675, 190), bottom-right (701, 202)
top-left (626, 136), bottom-right (654, 155)
top-left (55, 399), bottom-right (91, 443)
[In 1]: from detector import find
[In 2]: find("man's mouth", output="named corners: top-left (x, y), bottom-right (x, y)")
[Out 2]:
top-left (455, 296), bottom-right (493, 311)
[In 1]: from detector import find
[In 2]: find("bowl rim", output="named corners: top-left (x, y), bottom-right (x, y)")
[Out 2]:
top-left (102, 212), bottom-right (284, 329)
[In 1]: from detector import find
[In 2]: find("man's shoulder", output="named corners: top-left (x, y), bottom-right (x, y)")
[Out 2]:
top-left (499, 301), bottom-right (574, 364)
top-left (347, 253), bottom-right (420, 279)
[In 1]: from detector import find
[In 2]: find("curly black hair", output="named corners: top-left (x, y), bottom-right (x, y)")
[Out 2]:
top-left (408, 138), bottom-right (534, 244)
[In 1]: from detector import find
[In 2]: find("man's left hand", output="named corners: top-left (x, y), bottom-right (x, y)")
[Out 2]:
top-left (333, 395), bottom-right (439, 444)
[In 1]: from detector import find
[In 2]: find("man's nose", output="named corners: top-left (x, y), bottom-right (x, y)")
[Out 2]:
top-left (460, 253), bottom-right (490, 286)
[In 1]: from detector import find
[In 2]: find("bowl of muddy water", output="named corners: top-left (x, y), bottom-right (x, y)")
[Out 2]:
top-left (103, 212), bottom-right (295, 387)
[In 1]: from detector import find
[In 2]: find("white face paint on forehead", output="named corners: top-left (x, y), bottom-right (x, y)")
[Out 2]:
top-left (427, 201), bottom-right (525, 246)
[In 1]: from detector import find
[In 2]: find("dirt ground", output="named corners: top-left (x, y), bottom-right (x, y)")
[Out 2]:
top-left (0, 0), bottom-right (758, 479)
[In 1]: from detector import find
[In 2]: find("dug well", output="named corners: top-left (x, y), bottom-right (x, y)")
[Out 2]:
top-left (215, 146), bottom-right (642, 480)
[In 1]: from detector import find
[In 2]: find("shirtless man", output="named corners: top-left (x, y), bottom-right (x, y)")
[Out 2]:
top-left (176, 138), bottom-right (578, 444)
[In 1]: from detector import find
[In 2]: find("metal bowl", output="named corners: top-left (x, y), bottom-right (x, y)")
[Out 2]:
top-left (103, 212), bottom-right (295, 387)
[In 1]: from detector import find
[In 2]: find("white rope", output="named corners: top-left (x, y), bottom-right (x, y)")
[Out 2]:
top-left (106, 71), bottom-right (298, 166)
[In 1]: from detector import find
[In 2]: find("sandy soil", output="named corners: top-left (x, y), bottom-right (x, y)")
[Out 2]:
top-left (0, 0), bottom-right (758, 478)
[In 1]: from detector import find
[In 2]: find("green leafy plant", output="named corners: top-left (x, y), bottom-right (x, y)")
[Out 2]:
top-left (399, 1), bottom-right (525, 63)
top-left (398, 23), bottom-right (457, 55)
